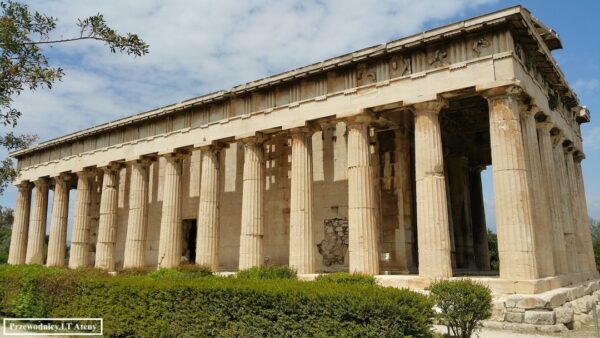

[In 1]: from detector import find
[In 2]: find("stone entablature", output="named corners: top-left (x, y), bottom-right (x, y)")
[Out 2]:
top-left (12, 6), bottom-right (582, 173)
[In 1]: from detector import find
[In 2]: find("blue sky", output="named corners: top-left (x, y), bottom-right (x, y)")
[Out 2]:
top-left (1, 0), bottom-right (599, 236)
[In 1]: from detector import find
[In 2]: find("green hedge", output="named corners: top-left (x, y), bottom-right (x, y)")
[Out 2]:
top-left (236, 265), bottom-right (297, 280)
top-left (315, 272), bottom-right (376, 285)
top-left (0, 265), bottom-right (434, 337)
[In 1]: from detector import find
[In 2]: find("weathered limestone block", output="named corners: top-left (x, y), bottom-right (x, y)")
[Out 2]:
top-left (567, 286), bottom-right (585, 301)
top-left (536, 324), bottom-right (568, 333)
top-left (505, 295), bottom-right (524, 308)
top-left (584, 281), bottom-right (599, 295)
top-left (571, 295), bottom-right (594, 314)
top-left (554, 305), bottom-right (574, 324)
top-left (524, 311), bottom-right (555, 325)
top-left (540, 290), bottom-right (568, 308)
top-left (490, 301), bottom-right (506, 321)
top-left (506, 311), bottom-right (524, 323)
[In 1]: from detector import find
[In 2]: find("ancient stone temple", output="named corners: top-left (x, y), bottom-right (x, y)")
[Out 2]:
top-left (7, 6), bottom-right (598, 326)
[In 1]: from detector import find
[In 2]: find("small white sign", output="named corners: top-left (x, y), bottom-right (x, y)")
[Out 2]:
top-left (3, 318), bottom-right (103, 336)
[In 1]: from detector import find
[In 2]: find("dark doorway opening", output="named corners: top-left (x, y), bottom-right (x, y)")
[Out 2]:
top-left (182, 219), bottom-right (197, 264)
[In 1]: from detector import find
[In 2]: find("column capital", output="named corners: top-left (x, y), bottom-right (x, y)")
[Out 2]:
top-left (481, 84), bottom-right (524, 102)
top-left (574, 150), bottom-right (586, 162)
top-left (33, 177), bottom-right (50, 189)
top-left (56, 172), bottom-right (72, 181)
top-left (562, 139), bottom-right (575, 153)
top-left (75, 169), bottom-right (96, 179)
top-left (99, 162), bottom-right (123, 173)
top-left (536, 120), bottom-right (554, 132)
top-left (198, 141), bottom-right (229, 153)
top-left (289, 127), bottom-right (313, 138)
top-left (345, 114), bottom-right (374, 127)
top-left (15, 181), bottom-right (32, 192)
top-left (237, 132), bottom-right (267, 145)
top-left (550, 128), bottom-right (564, 146)
top-left (129, 157), bottom-right (154, 168)
top-left (161, 150), bottom-right (188, 162)
top-left (412, 98), bottom-right (448, 116)
top-left (519, 104), bottom-right (540, 118)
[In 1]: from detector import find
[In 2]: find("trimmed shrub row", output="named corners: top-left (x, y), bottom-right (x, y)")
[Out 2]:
top-left (0, 265), bottom-right (435, 337)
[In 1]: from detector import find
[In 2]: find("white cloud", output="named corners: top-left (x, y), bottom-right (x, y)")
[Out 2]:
top-left (583, 125), bottom-right (600, 150)
top-left (572, 78), bottom-right (600, 94)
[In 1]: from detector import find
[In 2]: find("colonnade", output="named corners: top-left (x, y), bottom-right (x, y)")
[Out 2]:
top-left (7, 87), bottom-right (596, 281)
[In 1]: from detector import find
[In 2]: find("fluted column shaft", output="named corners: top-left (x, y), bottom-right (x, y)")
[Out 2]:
top-left (565, 149), bottom-right (588, 272)
top-left (8, 183), bottom-right (32, 265)
top-left (123, 160), bottom-right (150, 269)
top-left (95, 165), bottom-right (120, 270)
top-left (347, 120), bottom-right (379, 274)
top-left (537, 121), bottom-right (568, 274)
top-left (486, 89), bottom-right (539, 280)
top-left (158, 154), bottom-right (184, 269)
top-left (552, 135), bottom-right (578, 272)
top-left (289, 129), bottom-right (315, 274)
top-left (470, 167), bottom-right (490, 271)
top-left (46, 175), bottom-right (70, 267)
top-left (196, 146), bottom-right (221, 270)
top-left (414, 101), bottom-right (452, 278)
top-left (239, 140), bottom-right (265, 270)
top-left (573, 156), bottom-right (597, 272)
top-left (520, 110), bottom-right (554, 277)
top-left (25, 179), bottom-right (49, 264)
top-left (69, 172), bottom-right (94, 268)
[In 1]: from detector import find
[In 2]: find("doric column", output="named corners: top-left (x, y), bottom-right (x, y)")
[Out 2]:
top-left (485, 87), bottom-right (539, 280)
top-left (552, 133), bottom-right (578, 273)
top-left (537, 120), bottom-right (568, 274)
top-left (413, 99), bottom-right (452, 278)
top-left (289, 128), bottom-right (315, 274)
top-left (347, 117), bottom-right (379, 275)
top-left (394, 123), bottom-right (415, 272)
top-left (25, 178), bottom-right (49, 264)
top-left (158, 153), bottom-right (184, 269)
top-left (123, 159), bottom-right (151, 269)
top-left (95, 164), bottom-right (120, 270)
top-left (238, 138), bottom-right (265, 270)
top-left (573, 153), bottom-right (597, 272)
top-left (69, 171), bottom-right (94, 268)
top-left (196, 145), bottom-right (222, 271)
top-left (470, 166), bottom-right (490, 271)
top-left (7, 182), bottom-right (32, 265)
top-left (564, 147), bottom-right (588, 272)
top-left (46, 174), bottom-right (71, 267)
top-left (520, 108), bottom-right (554, 277)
